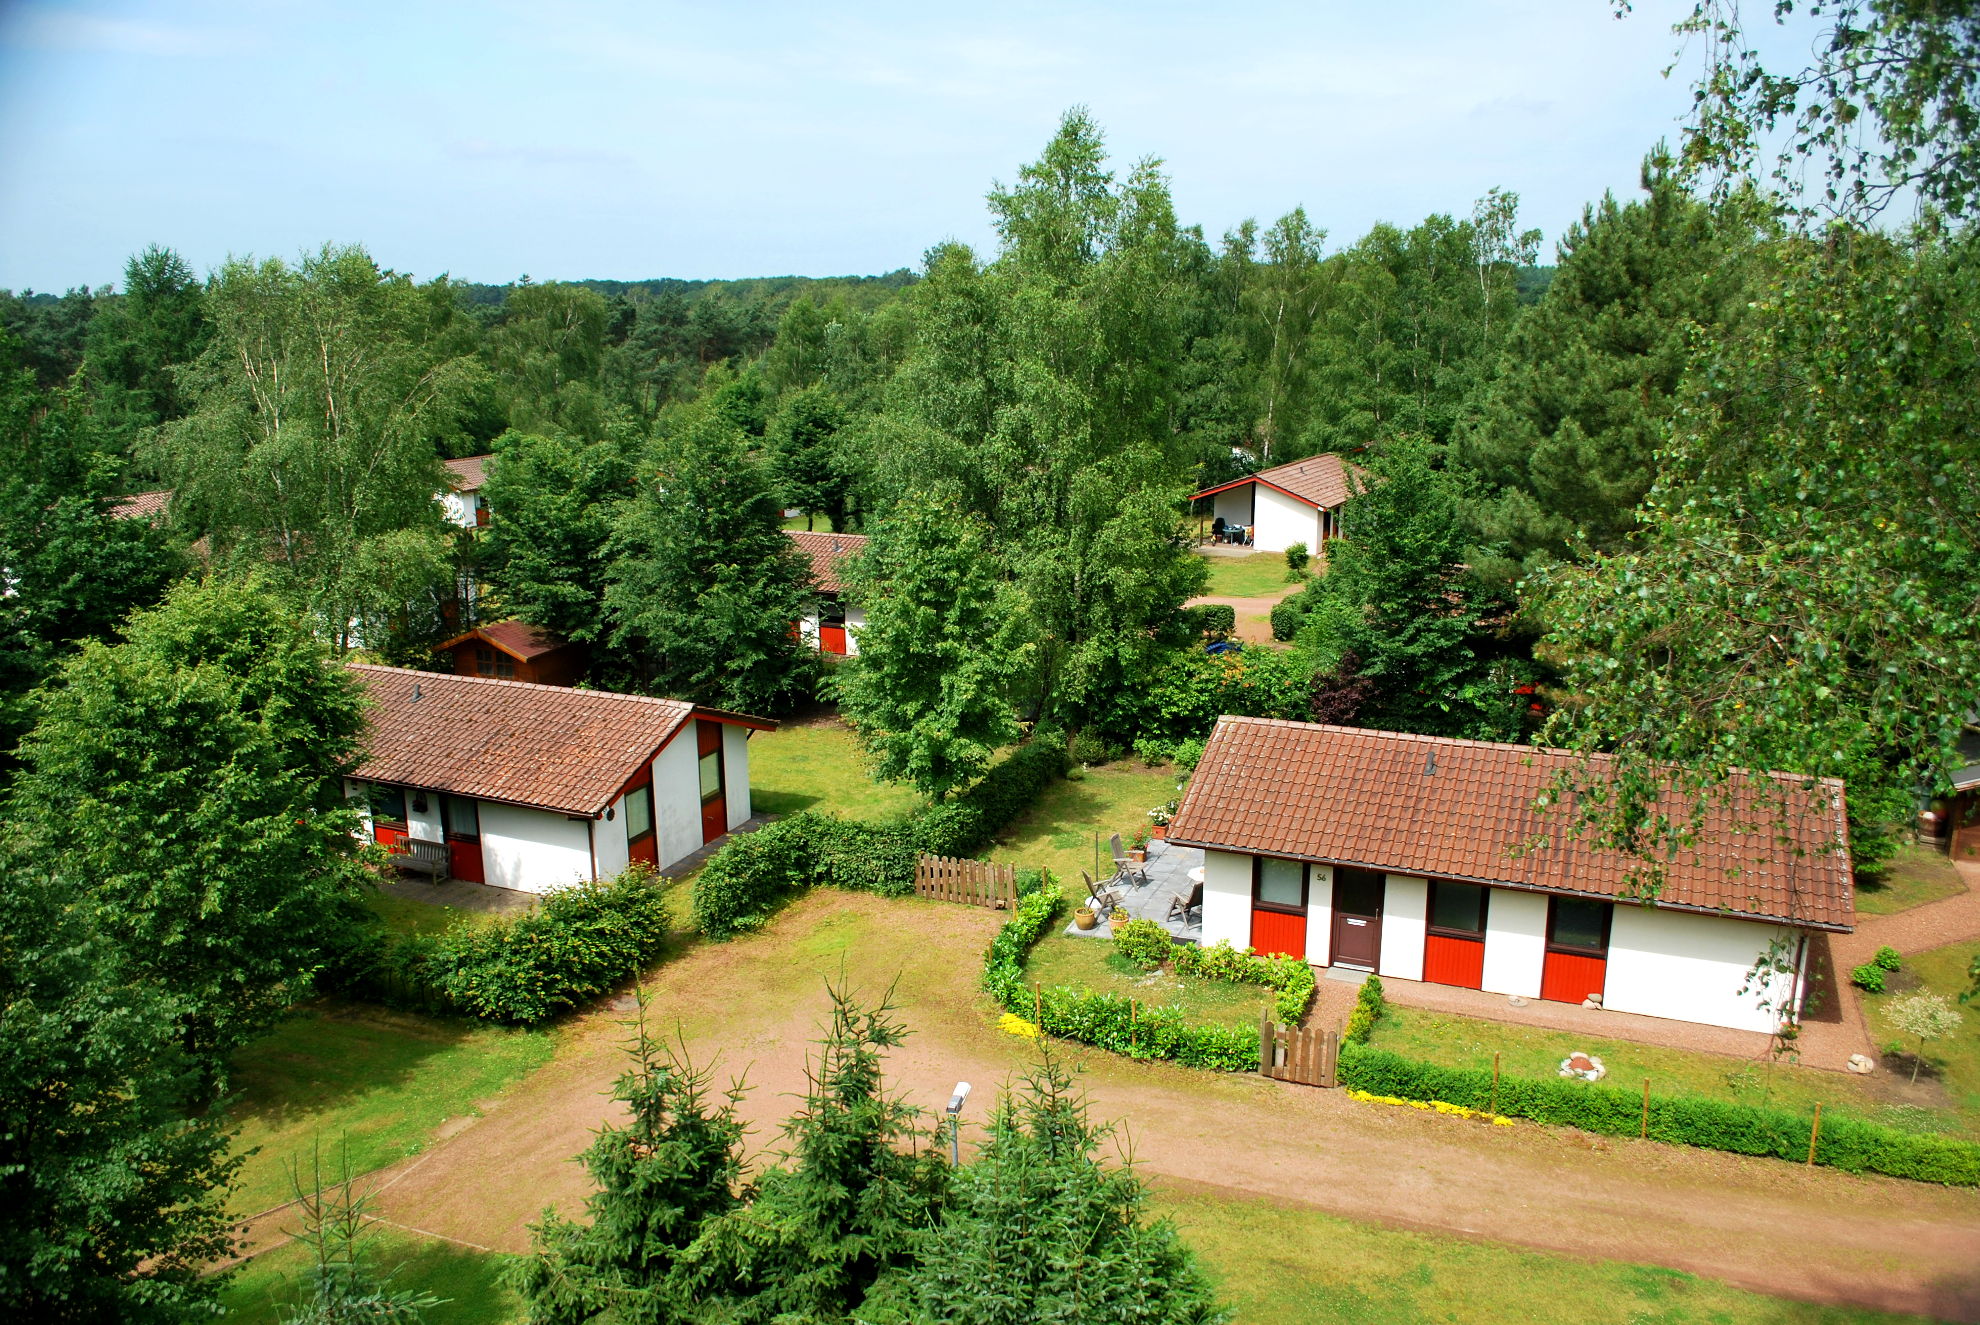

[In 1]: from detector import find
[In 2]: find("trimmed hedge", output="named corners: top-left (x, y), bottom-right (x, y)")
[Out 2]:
top-left (1338, 1045), bottom-right (1980, 1186)
top-left (1343, 974), bottom-right (1384, 1045)
top-left (1179, 604), bottom-right (1236, 637)
top-left (1172, 940), bottom-right (1315, 1027)
top-left (693, 734), bottom-right (1070, 939)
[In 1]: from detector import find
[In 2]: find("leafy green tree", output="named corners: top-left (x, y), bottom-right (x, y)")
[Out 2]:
top-left (768, 384), bottom-right (849, 529)
top-left (81, 245), bottom-right (211, 455)
top-left (0, 285), bottom-right (98, 389)
top-left (152, 244), bottom-right (483, 650)
top-left (513, 1013), bottom-right (748, 1323)
top-left (602, 406), bottom-right (815, 713)
top-left (480, 427), bottom-right (637, 644)
top-left (0, 855), bottom-right (241, 1322)
top-left (835, 503), bottom-right (1030, 799)
top-left (1289, 439), bottom-right (1532, 740)
top-left (862, 1050), bottom-right (1227, 1325)
top-left (1458, 153), bottom-right (1756, 576)
top-left (485, 281), bottom-right (612, 439)
top-left (9, 577), bottom-right (374, 1090)
top-left (1239, 207), bottom-right (1329, 464)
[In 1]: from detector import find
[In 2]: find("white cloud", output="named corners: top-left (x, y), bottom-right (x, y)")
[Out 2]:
top-left (4, 4), bottom-right (255, 57)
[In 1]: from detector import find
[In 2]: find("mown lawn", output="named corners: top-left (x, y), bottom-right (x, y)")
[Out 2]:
top-left (746, 713), bottom-right (925, 823)
top-left (1156, 1181), bottom-right (1930, 1325)
top-left (1198, 550), bottom-right (1302, 598)
top-left (1022, 931), bottom-right (1270, 1029)
top-left (226, 1005), bottom-right (558, 1217)
top-left (218, 1225), bottom-right (522, 1324)
top-left (1854, 845), bottom-right (1967, 916)
top-left (1360, 1003), bottom-right (1964, 1137)
top-left (985, 760), bottom-right (1183, 892)
top-left (364, 888), bottom-right (498, 938)
top-left (1862, 939), bottom-right (1980, 1127)
top-left (780, 511), bottom-right (836, 532)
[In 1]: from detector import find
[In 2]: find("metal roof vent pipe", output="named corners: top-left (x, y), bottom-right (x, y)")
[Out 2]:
top-left (411, 682), bottom-right (422, 703)
top-left (1424, 749), bottom-right (1437, 776)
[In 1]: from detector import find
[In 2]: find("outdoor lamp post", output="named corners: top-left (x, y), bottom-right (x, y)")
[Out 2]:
top-left (945, 1081), bottom-right (971, 1166)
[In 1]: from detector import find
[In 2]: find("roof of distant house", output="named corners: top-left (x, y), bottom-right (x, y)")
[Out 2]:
top-left (1167, 717), bottom-right (1854, 931)
top-left (444, 454), bottom-right (491, 492)
top-left (109, 489), bottom-right (173, 521)
top-left (347, 665), bottom-right (773, 817)
top-left (1190, 454), bottom-right (1369, 510)
top-left (785, 529), bottom-right (870, 594)
top-left (436, 619), bottom-right (577, 662)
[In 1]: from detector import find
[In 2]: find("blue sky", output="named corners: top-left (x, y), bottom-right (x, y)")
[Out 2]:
top-left (0, 1), bottom-right (1829, 291)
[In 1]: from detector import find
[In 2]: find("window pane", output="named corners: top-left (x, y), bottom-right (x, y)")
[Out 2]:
top-left (698, 751), bottom-right (722, 801)
top-left (1257, 857), bottom-right (1305, 907)
top-left (625, 784), bottom-right (653, 839)
top-left (1431, 882), bottom-right (1485, 934)
top-left (444, 795), bottom-right (479, 839)
top-left (1334, 868), bottom-right (1385, 916)
top-left (369, 784), bottom-right (406, 823)
top-left (1552, 898), bottom-right (1609, 952)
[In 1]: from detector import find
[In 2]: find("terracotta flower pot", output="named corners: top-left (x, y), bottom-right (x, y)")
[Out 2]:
top-left (1129, 848), bottom-right (1147, 865)
top-left (1109, 913), bottom-right (1130, 937)
top-left (1151, 823), bottom-right (1168, 841)
top-left (1074, 907), bottom-right (1098, 931)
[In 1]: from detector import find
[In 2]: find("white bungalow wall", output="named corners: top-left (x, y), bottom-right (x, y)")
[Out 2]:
top-left (1211, 486), bottom-right (1254, 529)
top-left (844, 605), bottom-right (867, 657)
top-left (594, 789), bottom-right (632, 880)
top-left (721, 724), bottom-right (753, 830)
top-left (1250, 485), bottom-right (1323, 554)
top-left (479, 801), bottom-right (593, 894)
top-left (1480, 889), bottom-right (1547, 998)
top-left (1303, 864), bottom-right (1335, 965)
top-left (1200, 849), bottom-right (1253, 949)
top-left (1377, 874), bottom-right (1428, 981)
top-left (405, 792), bottom-right (443, 845)
top-left (1605, 906), bottom-right (1801, 1033)
top-left (652, 727), bottom-right (703, 871)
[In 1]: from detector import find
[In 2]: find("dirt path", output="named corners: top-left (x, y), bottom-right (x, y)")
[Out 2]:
top-left (1184, 590), bottom-right (1298, 645)
top-left (346, 891), bottom-right (1980, 1321)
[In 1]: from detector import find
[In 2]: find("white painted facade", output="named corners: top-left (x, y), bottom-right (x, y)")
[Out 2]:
top-left (721, 722), bottom-right (753, 830)
top-left (1195, 851), bottom-right (1810, 1033)
top-left (438, 489), bottom-right (485, 529)
top-left (1210, 486), bottom-right (1254, 530)
top-left (479, 801), bottom-right (593, 893)
top-left (1251, 484), bottom-right (1323, 554)
top-left (799, 599), bottom-right (866, 657)
top-left (652, 727), bottom-right (703, 867)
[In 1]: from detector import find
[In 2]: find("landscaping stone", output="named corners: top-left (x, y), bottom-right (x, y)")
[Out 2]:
top-left (1560, 1052), bottom-right (1607, 1082)
top-left (1847, 1053), bottom-right (1876, 1074)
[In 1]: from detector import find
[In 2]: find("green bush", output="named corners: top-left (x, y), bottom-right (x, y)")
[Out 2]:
top-left (1852, 963), bottom-right (1888, 993)
top-left (1338, 1043), bottom-right (1980, 1185)
top-left (1138, 649), bottom-right (1313, 742)
top-left (1875, 945), bottom-right (1903, 972)
top-left (1343, 974), bottom-right (1384, 1044)
top-left (1284, 542), bottom-right (1310, 578)
top-left (1068, 732), bottom-right (1112, 765)
top-left (1179, 604), bottom-right (1236, 637)
top-left (1270, 581), bottom-right (1324, 641)
top-left (432, 868), bottom-right (673, 1024)
top-left (1172, 940), bottom-right (1315, 1027)
top-left (1114, 918), bottom-right (1173, 970)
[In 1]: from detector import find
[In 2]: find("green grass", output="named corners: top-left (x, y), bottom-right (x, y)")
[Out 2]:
top-left (1155, 1182), bottom-right (1929, 1324)
top-left (746, 715), bottom-right (925, 822)
top-left (1360, 1003), bottom-right (1952, 1134)
top-left (781, 511), bottom-right (836, 532)
top-left (986, 760), bottom-right (1183, 890)
top-left (1854, 845), bottom-right (1967, 916)
top-left (1197, 550), bottom-right (1303, 598)
top-left (363, 888), bottom-right (499, 938)
top-left (1023, 932), bottom-right (1270, 1029)
top-left (226, 1004), bottom-right (558, 1217)
top-left (1862, 940), bottom-right (1980, 1123)
top-left (218, 1226), bottom-right (522, 1324)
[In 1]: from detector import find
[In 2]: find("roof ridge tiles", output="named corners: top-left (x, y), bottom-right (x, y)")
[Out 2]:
top-left (345, 663), bottom-right (691, 710)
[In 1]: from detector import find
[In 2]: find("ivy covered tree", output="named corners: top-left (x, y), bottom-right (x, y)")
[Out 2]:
top-left (602, 404), bottom-right (815, 713)
top-left (480, 427), bottom-right (636, 644)
top-left (0, 855), bottom-right (241, 1322)
top-left (835, 502), bottom-right (1029, 799)
top-left (862, 1051), bottom-right (1226, 1325)
top-left (9, 577), bottom-right (373, 1093)
top-left (1458, 151), bottom-right (1757, 578)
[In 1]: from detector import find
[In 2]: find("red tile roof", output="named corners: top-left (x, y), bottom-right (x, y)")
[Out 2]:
top-left (1192, 454), bottom-right (1369, 510)
top-left (437, 620), bottom-right (573, 662)
top-left (1167, 717), bottom-right (1854, 930)
top-left (444, 454), bottom-right (491, 492)
top-left (109, 489), bottom-right (173, 521)
top-left (785, 530), bottom-right (869, 594)
top-left (348, 665), bottom-right (696, 817)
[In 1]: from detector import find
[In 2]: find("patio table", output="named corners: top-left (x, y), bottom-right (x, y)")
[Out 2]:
top-left (1188, 866), bottom-right (1205, 885)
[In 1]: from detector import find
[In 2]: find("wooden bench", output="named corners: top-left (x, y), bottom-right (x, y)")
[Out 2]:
top-left (391, 836), bottom-right (451, 881)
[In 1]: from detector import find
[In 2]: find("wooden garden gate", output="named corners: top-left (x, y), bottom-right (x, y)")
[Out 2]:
top-left (913, 855), bottom-right (1017, 909)
top-left (1258, 1016), bottom-right (1339, 1088)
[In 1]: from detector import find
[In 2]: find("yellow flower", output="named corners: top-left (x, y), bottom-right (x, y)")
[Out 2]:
top-left (998, 1013), bottom-right (1040, 1039)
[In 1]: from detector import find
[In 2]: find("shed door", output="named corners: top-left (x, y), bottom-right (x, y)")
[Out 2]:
top-left (1331, 868), bottom-right (1385, 969)
top-left (819, 624), bottom-right (848, 655)
top-left (441, 795), bottom-right (485, 884)
top-left (697, 722), bottom-right (727, 845)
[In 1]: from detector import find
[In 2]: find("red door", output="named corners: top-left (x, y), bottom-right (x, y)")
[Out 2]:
top-left (1540, 951), bottom-right (1607, 1003)
top-left (447, 837), bottom-right (485, 883)
top-left (697, 722), bottom-right (728, 845)
top-left (374, 822), bottom-right (408, 852)
top-left (440, 796), bottom-right (485, 883)
top-left (1250, 908), bottom-right (1307, 959)
top-left (819, 624), bottom-right (848, 655)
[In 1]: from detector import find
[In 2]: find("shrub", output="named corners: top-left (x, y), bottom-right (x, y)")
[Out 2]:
top-left (1114, 918), bottom-right (1173, 971)
top-left (1131, 736), bottom-right (1172, 766)
top-left (1284, 542), bottom-right (1310, 578)
top-left (1171, 736), bottom-right (1207, 771)
top-left (1068, 732), bottom-right (1111, 765)
top-left (1852, 963), bottom-right (1888, 993)
top-left (1343, 974), bottom-right (1385, 1044)
top-left (1173, 941), bottom-right (1315, 1026)
top-left (1270, 581), bottom-right (1323, 640)
top-left (1180, 603), bottom-right (1236, 637)
top-left (1875, 945), bottom-right (1903, 972)
top-left (1139, 648), bottom-right (1313, 742)
top-left (1337, 1043), bottom-right (1980, 1186)
top-left (432, 868), bottom-right (673, 1024)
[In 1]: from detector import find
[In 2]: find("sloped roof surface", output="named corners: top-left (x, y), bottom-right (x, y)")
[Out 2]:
top-left (110, 489), bottom-right (173, 520)
top-left (785, 530), bottom-right (870, 594)
top-left (440, 620), bottom-right (573, 662)
top-left (444, 455), bottom-right (491, 492)
top-left (1192, 454), bottom-right (1369, 509)
top-left (1167, 717), bottom-right (1854, 930)
top-left (348, 665), bottom-right (693, 816)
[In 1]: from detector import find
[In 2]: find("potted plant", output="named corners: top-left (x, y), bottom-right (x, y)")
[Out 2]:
top-left (1074, 904), bottom-right (1098, 931)
top-left (1148, 803), bottom-right (1174, 841)
top-left (1129, 826), bottom-right (1149, 863)
top-left (1109, 909), bottom-right (1131, 937)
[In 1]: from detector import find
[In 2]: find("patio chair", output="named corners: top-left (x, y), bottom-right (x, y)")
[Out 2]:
top-left (1166, 880), bottom-right (1203, 926)
top-left (1108, 833), bottom-right (1149, 888)
top-left (1082, 869), bottom-right (1123, 916)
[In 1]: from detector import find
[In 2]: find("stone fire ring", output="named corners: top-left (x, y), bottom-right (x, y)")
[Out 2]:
top-left (1559, 1052), bottom-right (1606, 1082)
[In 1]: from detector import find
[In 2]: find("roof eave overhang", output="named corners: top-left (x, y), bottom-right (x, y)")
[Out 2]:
top-left (1189, 475), bottom-right (1329, 510)
top-left (1163, 835), bottom-right (1854, 934)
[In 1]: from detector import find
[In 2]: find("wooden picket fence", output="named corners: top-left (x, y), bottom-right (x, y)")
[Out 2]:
top-left (914, 855), bottom-right (1017, 909)
top-left (1258, 1015), bottom-right (1339, 1088)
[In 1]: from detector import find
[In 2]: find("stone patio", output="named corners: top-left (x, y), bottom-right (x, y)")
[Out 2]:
top-left (1064, 837), bottom-right (1204, 944)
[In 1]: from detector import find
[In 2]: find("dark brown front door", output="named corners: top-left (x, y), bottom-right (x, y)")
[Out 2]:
top-left (1331, 867), bottom-right (1385, 968)
top-left (697, 722), bottom-right (727, 845)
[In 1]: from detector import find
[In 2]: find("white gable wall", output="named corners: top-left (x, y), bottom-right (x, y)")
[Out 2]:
top-left (1480, 889), bottom-right (1547, 998)
top-left (652, 728), bottom-right (703, 870)
top-left (1605, 906), bottom-right (1801, 1033)
top-left (479, 802), bottom-right (593, 894)
top-left (1377, 874), bottom-right (1429, 981)
top-left (722, 724), bottom-right (754, 829)
top-left (1200, 849), bottom-right (1252, 949)
top-left (1211, 486), bottom-right (1255, 528)
top-left (1250, 485), bottom-right (1322, 554)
